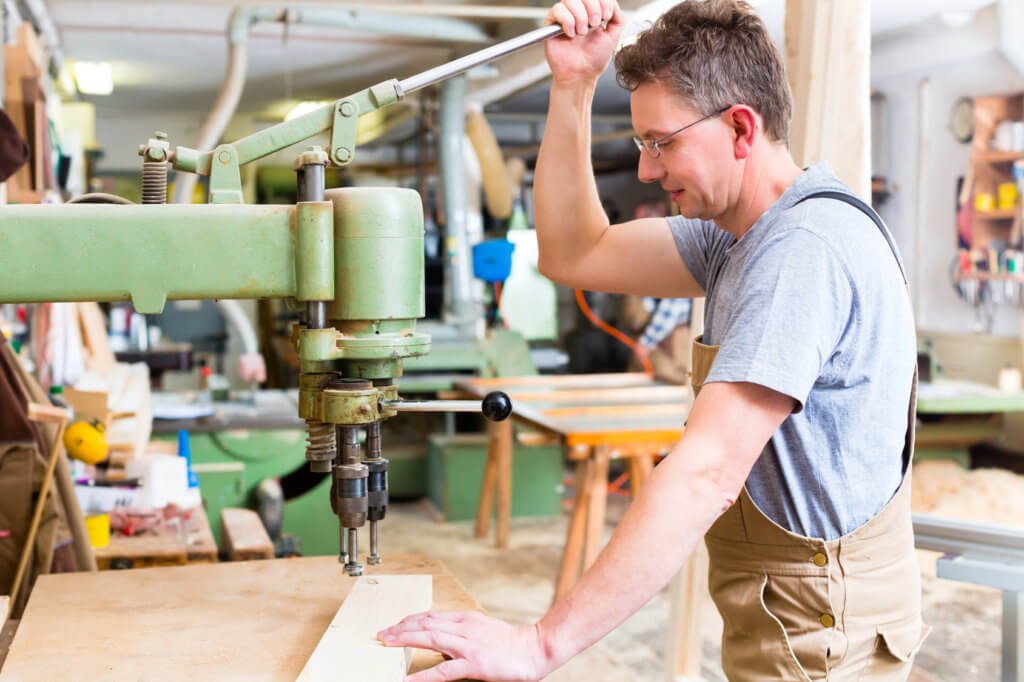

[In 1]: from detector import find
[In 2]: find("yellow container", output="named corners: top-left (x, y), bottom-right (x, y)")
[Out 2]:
top-left (976, 193), bottom-right (996, 212)
top-left (999, 182), bottom-right (1020, 209)
top-left (84, 513), bottom-right (110, 548)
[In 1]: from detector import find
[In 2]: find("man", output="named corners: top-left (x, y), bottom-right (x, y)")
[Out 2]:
top-left (380, 1), bottom-right (926, 680)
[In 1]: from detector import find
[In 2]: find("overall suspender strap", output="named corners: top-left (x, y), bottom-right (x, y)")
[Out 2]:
top-left (795, 190), bottom-right (908, 285)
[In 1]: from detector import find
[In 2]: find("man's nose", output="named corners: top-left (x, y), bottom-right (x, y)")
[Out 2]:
top-left (637, 151), bottom-right (664, 183)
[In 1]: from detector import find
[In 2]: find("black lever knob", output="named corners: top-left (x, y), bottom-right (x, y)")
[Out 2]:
top-left (481, 391), bottom-right (512, 421)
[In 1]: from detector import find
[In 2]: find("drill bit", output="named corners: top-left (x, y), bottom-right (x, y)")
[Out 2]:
top-left (368, 521), bottom-right (380, 566)
top-left (344, 528), bottom-right (362, 576)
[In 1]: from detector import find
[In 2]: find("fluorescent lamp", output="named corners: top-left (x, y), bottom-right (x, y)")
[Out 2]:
top-left (72, 61), bottom-right (113, 96)
top-left (286, 101), bottom-right (331, 121)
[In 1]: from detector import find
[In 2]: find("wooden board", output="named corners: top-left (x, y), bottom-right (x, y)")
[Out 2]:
top-left (456, 375), bottom-right (692, 448)
top-left (296, 575), bottom-right (431, 682)
top-left (221, 508), bottom-right (274, 561)
top-left (76, 303), bottom-right (116, 374)
top-left (0, 554), bottom-right (476, 681)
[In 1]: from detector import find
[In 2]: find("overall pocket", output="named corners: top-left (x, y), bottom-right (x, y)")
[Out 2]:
top-left (859, 620), bottom-right (930, 681)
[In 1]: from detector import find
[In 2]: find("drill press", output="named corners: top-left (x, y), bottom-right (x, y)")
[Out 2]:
top-left (0, 24), bottom-right (556, 575)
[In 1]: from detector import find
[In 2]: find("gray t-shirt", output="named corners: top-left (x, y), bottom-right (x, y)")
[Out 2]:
top-left (669, 162), bottom-right (915, 540)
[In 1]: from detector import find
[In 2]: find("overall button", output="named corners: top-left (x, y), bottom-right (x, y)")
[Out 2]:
top-left (813, 552), bottom-right (827, 566)
top-left (820, 613), bottom-right (835, 628)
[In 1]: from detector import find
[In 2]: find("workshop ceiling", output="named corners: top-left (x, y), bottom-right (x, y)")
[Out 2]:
top-left (49, 0), bottom-right (996, 165)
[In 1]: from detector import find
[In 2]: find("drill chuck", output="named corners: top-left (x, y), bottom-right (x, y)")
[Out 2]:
top-left (332, 462), bottom-right (368, 528)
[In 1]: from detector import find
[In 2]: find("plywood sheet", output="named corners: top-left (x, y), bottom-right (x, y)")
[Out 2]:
top-left (297, 575), bottom-right (431, 682)
top-left (0, 554), bottom-right (477, 681)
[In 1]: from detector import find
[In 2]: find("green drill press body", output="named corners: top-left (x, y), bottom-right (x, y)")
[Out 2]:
top-left (0, 79), bottom-right (429, 385)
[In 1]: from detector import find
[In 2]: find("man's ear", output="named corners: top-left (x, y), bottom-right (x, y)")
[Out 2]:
top-left (729, 106), bottom-right (757, 160)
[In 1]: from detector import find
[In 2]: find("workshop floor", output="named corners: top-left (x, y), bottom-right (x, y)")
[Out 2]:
top-left (384, 493), bottom-right (1004, 682)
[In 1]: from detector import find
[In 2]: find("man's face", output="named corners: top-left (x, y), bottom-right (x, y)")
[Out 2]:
top-left (630, 80), bottom-right (734, 221)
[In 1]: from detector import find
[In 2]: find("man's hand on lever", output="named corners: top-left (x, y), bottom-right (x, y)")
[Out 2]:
top-left (544, 0), bottom-right (624, 86)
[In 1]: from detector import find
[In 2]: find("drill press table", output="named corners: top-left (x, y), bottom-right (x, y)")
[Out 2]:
top-left (0, 554), bottom-right (478, 681)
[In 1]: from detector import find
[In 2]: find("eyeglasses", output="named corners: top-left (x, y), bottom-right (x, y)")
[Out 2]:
top-left (632, 106), bottom-right (730, 158)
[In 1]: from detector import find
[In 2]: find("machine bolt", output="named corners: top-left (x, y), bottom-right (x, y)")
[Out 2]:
top-left (333, 147), bottom-right (352, 164)
top-left (218, 150), bottom-right (233, 164)
top-left (338, 100), bottom-right (356, 117)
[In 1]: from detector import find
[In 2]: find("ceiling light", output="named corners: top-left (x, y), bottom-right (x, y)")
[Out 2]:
top-left (286, 101), bottom-right (331, 121)
top-left (72, 61), bottom-right (113, 96)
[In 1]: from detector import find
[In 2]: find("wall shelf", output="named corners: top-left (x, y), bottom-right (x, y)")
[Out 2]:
top-left (955, 272), bottom-right (1024, 282)
top-left (975, 209), bottom-right (1019, 220)
top-left (977, 150), bottom-right (1024, 164)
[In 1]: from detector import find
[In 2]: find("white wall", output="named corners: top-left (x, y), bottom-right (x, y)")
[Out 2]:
top-left (872, 4), bottom-right (1024, 337)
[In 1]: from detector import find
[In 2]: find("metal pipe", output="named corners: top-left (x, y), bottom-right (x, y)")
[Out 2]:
top-left (398, 23), bottom-right (562, 95)
top-left (438, 74), bottom-right (476, 330)
top-left (173, 42), bottom-right (247, 204)
top-left (913, 513), bottom-right (1024, 563)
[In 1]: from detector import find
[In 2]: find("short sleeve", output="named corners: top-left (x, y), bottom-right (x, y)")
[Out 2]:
top-left (705, 228), bottom-right (853, 411)
top-left (667, 216), bottom-right (717, 290)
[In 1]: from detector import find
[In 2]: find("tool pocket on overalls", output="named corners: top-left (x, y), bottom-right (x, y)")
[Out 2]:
top-left (757, 574), bottom-right (817, 681)
top-left (861, 620), bottom-right (930, 679)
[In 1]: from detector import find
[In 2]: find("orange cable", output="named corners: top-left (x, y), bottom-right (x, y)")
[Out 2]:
top-left (493, 281), bottom-right (509, 329)
top-left (574, 289), bottom-right (653, 374)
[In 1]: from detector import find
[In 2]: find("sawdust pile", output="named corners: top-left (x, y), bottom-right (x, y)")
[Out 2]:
top-left (911, 460), bottom-right (1024, 525)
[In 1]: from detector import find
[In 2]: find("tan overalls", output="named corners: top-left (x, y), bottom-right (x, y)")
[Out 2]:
top-left (689, 195), bottom-right (929, 681)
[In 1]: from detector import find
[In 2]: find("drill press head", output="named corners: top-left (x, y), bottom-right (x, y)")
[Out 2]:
top-left (295, 185), bottom-right (428, 576)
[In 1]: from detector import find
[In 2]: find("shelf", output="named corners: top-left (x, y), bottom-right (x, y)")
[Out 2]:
top-left (975, 208), bottom-right (1019, 220)
top-left (976, 150), bottom-right (1024, 164)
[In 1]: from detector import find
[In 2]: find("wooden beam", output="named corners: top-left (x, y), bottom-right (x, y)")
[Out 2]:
top-left (494, 418), bottom-right (513, 550)
top-left (664, 545), bottom-right (710, 681)
top-left (220, 508), bottom-right (274, 561)
top-left (296, 575), bottom-right (432, 682)
top-left (581, 447), bottom-right (610, 571)
top-left (554, 457), bottom-right (591, 603)
top-left (785, 0), bottom-right (871, 198)
top-left (26, 402), bottom-right (69, 424)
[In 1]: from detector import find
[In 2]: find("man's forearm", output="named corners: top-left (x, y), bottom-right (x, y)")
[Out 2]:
top-left (534, 81), bottom-right (610, 279)
top-left (535, 432), bottom-right (740, 671)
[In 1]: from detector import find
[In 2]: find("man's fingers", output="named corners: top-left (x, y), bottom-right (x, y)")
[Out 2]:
top-left (561, 0), bottom-right (590, 35)
top-left (548, 3), bottom-right (577, 36)
top-left (383, 629), bottom-right (467, 657)
top-left (380, 610), bottom-right (471, 639)
top-left (602, 0), bottom-right (625, 30)
top-left (404, 658), bottom-right (473, 682)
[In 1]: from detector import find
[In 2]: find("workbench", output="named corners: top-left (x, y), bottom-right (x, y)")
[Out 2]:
top-left (916, 379), bottom-right (1024, 465)
top-left (0, 553), bottom-right (478, 681)
top-left (455, 373), bottom-right (690, 599)
top-left (92, 504), bottom-right (219, 570)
